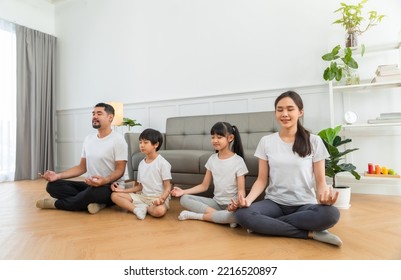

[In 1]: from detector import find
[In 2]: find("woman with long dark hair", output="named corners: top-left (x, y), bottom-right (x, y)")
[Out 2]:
top-left (235, 91), bottom-right (342, 246)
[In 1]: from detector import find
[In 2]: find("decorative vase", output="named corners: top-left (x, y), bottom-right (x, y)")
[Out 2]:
top-left (342, 66), bottom-right (360, 85)
top-left (333, 186), bottom-right (351, 209)
top-left (345, 30), bottom-right (358, 48)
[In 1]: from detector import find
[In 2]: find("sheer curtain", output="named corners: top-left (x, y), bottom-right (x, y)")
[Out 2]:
top-left (0, 19), bottom-right (16, 182)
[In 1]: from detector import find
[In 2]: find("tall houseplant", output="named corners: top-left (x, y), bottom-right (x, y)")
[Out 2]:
top-left (333, 0), bottom-right (385, 47)
top-left (318, 125), bottom-right (361, 208)
top-left (318, 125), bottom-right (361, 188)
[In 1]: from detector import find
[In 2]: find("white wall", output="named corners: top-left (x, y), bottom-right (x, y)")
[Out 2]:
top-left (54, 0), bottom-right (401, 110)
top-left (0, 0), bottom-right (55, 35)
top-left (3, 0), bottom-right (401, 193)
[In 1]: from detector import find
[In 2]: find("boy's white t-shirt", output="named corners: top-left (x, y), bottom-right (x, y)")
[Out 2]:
top-left (81, 131), bottom-right (128, 178)
top-left (254, 132), bottom-right (329, 205)
top-left (205, 153), bottom-right (249, 205)
top-left (137, 154), bottom-right (172, 196)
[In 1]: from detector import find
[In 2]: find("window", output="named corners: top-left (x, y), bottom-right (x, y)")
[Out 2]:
top-left (0, 19), bottom-right (16, 182)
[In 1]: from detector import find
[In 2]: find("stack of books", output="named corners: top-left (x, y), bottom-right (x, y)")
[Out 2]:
top-left (368, 112), bottom-right (401, 124)
top-left (371, 64), bottom-right (401, 83)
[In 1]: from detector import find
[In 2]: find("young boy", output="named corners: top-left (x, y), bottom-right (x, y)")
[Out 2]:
top-left (110, 128), bottom-right (172, 219)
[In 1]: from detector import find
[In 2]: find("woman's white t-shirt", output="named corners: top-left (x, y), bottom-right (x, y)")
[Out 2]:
top-left (254, 132), bottom-right (329, 206)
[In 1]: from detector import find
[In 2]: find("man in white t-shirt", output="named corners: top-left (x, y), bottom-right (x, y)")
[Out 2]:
top-left (36, 102), bottom-right (128, 214)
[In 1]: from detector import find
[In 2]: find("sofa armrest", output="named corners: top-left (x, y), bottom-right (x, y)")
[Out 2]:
top-left (159, 133), bottom-right (166, 150)
top-left (124, 132), bottom-right (141, 180)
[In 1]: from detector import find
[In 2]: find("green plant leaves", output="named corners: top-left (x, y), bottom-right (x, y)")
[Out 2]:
top-left (318, 125), bottom-right (341, 145)
top-left (332, 0), bottom-right (383, 34)
top-left (122, 117), bottom-right (141, 127)
top-left (322, 46), bottom-right (357, 81)
top-left (322, 45), bottom-right (341, 61)
top-left (323, 0), bottom-right (384, 82)
top-left (318, 125), bottom-right (361, 186)
top-left (342, 47), bottom-right (358, 68)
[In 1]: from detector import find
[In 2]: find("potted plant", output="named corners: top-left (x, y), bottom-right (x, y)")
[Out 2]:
top-left (122, 117), bottom-right (141, 131)
top-left (322, 44), bottom-right (362, 85)
top-left (333, 0), bottom-right (385, 47)
top-left (318, 125), bottom-right (361, 208)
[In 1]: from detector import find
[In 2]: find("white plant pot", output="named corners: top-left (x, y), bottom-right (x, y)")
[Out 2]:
top-left (333, 186), bottom-right (351, 209)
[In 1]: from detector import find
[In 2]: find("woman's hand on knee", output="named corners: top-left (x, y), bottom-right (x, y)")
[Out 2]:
top-left (318, 187), bottom-right (339, 205)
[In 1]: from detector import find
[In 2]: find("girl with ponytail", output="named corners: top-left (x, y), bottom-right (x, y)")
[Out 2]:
top-left (171, 122), bottom-right (248, 227)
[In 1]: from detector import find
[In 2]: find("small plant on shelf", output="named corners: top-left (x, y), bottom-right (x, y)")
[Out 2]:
top-left (318, 125), bottom-right (361, 188)
top-left (122, 117), bottom-right (141, 131)
top-left (333, 0), bottom-right (385, 47)
top-left (322, 45), bottom-right (362, 84)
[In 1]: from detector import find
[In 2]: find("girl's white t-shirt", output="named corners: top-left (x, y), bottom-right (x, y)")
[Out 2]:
top-left (205, 153), bottom-right (249, 205)
top-left (254, 132), bottom-right (329, 205)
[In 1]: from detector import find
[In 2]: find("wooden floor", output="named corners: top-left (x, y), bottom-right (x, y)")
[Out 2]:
top-left (1, 179), bottom-right (401, 260)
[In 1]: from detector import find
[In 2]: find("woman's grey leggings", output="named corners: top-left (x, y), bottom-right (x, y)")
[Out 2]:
top-left (235, 199), bottom-right (340, 239)
top-left (180, 194), bottom-right (236, 224)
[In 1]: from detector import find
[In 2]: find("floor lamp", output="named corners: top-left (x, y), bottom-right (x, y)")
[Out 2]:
top-left (107, 101), bottom-right (123, 131)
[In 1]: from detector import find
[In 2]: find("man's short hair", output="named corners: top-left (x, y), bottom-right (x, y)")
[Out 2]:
top-left (95, 102), bottom-right (115, 115)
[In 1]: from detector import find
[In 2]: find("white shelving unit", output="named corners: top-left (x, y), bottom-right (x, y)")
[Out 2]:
top-left (327, 41), bottom-right (401, 195)
top-left (328, 41), bottom-right (401, 128)
top-left (329, 80), bottom-right (401, 128)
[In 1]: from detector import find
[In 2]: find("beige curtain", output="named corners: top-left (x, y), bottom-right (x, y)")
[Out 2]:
top-left (14, 25), bottom-right (57, 180)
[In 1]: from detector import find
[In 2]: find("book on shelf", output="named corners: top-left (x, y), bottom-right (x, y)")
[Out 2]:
top-left (379, 112), bottom-right (401, 119)
top-left (371, 74), bottom-right (401, 83)
top-left (375, 64), bottom-right (401, 76)
top-left (367, 118), bottom-right (401, 124)
top-left (376, 68), bottom-right (401, 76)
top-left (376, 64), bottom-right (398, 71)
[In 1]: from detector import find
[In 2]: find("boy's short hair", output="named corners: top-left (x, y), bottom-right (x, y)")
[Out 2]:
top-left (139, 128), bottom-right (163, 151)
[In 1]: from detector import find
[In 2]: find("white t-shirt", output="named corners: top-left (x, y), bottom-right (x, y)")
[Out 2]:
top-left (137, 154), bottom-right (172, 196)
top-left (81, 131), bottom-right (128, 178)
top-left (205, 153), bottom-right (249, 205)
top-left (254, 132), bottom-right (329, 205)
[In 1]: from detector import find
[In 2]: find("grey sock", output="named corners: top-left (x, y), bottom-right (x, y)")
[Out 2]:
top-left (313, 230), bottom-right (343, 247)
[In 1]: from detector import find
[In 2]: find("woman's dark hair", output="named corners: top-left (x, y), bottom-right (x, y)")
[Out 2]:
top-left (274, 90), bottom-right (311, 158)
top-left (139, 128), bottom-right (163, 151)
top-left (95, 102), bottom-right (115, 116)
top-left (210, 122), bottom-right (244, 158)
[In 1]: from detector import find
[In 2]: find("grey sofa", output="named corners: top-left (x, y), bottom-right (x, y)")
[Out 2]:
top-left (125, 111), bottom-right (279, 197)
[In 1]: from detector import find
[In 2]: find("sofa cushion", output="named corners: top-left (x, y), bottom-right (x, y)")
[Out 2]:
top-left (244, 149), bottom-right (258, 177)
top-left (159, 150), bottom-right (214, 174)
top-left (165, 111), bottom-right (278, 151)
